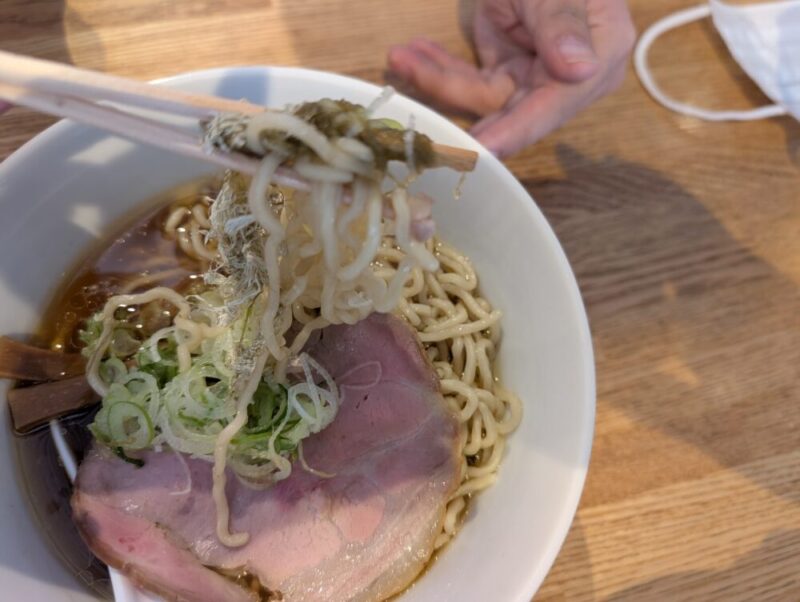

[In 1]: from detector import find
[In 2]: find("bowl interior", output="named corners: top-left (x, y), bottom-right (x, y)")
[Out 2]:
top-left (0, 67), bottom-right (594, 601)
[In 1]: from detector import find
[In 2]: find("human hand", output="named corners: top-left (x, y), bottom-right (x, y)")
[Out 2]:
top-left (388, 0), bottom-right (635, 158)
top-left (0, 102), bottom-right (10, 114)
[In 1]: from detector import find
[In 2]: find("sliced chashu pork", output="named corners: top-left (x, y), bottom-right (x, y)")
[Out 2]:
top-left (72, 313), bottom-right (461, 601)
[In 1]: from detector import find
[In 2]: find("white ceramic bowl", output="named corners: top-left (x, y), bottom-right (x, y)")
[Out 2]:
top-left (0, 67), bottom-right (594, 602)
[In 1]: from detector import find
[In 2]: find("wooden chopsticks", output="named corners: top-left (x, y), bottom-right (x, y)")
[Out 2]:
top-left (0, 51), bottom-right (478, 176)
top-left (0, 51), bottom-right (259, 118)
top-left (0, 81), bottom-right (266, 174)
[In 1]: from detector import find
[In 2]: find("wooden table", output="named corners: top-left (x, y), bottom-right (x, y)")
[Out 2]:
top-left (2, 1), bottom-right (798, 600)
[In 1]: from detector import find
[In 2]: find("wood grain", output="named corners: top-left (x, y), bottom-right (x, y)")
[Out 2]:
top-left (1, 1), bottom-right (798, 600)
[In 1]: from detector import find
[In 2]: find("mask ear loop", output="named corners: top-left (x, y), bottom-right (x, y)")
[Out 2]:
top-left (634, 3), bottom-right (786, 121)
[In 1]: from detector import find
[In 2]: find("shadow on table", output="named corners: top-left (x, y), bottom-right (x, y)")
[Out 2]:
top-left (524, 146), bottom-right (800, 480)
top-left (525, 144), bottom-right (799, 503)
top-left (528, 145), bottom-right (799, 599)
top-left (606, 529), bottom-right (800, 601)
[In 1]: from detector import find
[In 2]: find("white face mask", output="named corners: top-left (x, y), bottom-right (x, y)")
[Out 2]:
top-left (634, 0), bottom-right (800, 121)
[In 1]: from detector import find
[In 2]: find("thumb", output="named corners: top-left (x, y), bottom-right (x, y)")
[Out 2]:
top-left (525, 0), bottom-right (599, 83)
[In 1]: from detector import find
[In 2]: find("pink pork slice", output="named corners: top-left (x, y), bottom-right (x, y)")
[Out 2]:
top-left (72, 313), bottom-right (461, 601)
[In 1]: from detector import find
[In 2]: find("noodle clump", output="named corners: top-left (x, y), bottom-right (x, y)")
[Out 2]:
top-left (80, 96), bottom-right (520, 548)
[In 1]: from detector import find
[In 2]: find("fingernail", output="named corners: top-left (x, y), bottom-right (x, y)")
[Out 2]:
top-left (557, 35), bottom-right (597, 64)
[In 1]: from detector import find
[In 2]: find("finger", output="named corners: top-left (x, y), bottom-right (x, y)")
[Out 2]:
top-left (590, 0), bottom-right (637, 66)
top-left (472, 0), bottom-right (635, 157)
top-left (471, 84), bottom-right (575, 157)
top-left (0, 101), bottom-right (11, 114)
top-left (476, 1), bottom-right (535, 66)
top-left (524, 0), bottom-right (600, 83)
top-left (387, 42), bottom-right (514, 116)
top-left (405, 38), bottom-right (477, 77)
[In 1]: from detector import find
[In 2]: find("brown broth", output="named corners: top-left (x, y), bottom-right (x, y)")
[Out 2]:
top-left (12, 181), bottom-right (208, 599)
top-left (35, 192), bottom-right (206, 353)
